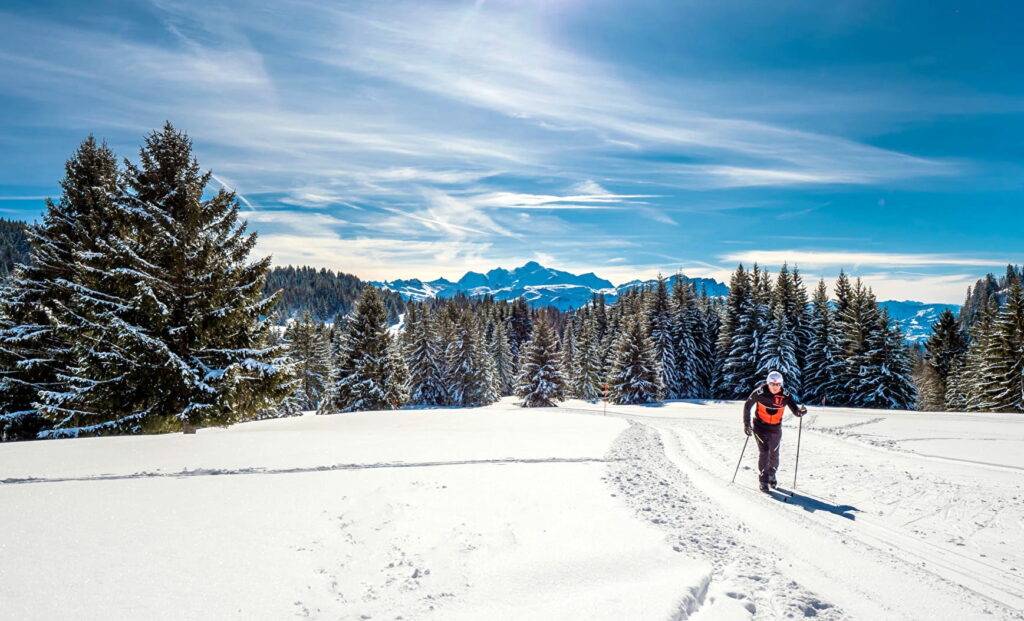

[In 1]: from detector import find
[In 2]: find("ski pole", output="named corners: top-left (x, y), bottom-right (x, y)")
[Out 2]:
top-left (731, 435), bottom-right (750, 484)
top-left (792, 413), bottom-right (804, 489)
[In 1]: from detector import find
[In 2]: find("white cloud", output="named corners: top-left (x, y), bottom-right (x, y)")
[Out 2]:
top-left (244, 210), bottom-right (348, 236)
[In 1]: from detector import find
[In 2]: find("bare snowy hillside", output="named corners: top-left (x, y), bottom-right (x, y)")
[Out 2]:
top-left (1, 400), bottom-right (1021, 620)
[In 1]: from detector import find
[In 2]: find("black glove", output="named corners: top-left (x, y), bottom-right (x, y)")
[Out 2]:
top-left (797, 405), bottom-right (807, 417)
top-left (744, 426), bottom-right (752, 437)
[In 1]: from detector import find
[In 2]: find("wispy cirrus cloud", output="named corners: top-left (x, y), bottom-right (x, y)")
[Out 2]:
top-left (314, 2), bottom-right (955, 188)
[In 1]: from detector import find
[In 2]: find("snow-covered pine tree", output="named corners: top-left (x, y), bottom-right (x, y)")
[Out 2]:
top-left (0, 137), bottom-right (122, 440)
top-left (946, 297), bottom-right (997, 411)
top-left (694, 292), bottom-right (721, 398)
top-left (261, 329), bottom-right (302, 419)
top-left (317, 331), bottom-right (342, 415)
top-left (469, 315), bottom-right (499, 406)
top-left (283, 310), bottom-right (333, 411)
top-left (749, 265), bottom-right (774, 385)
top-left (758, 305), bottom-right (800, 396)
top-left (976, 279), bottom-right (1024, 412)
top-left (385, 336), bottom-right (409, 409)
top-left (718, 264), bottom-right (758, 398)
top-left (515, 313), bottom-right (564, 407)
top-left (490, 320), bottom-right (515, 397)
top-left (838, 278), bottom-right (879, 407)
top-left (919, 308), bottom-right (967, 411)
top-left (600, 301), bottom-right (624, 381)
top-left (402, 303), bottom-right (446, 406)
top-left (802, 280), bottom-right (843, 406)
top-left (670, 277), bottom-right (700, 398)
top-left (831, 271), bottom-right (856, 405)
top-left (44, 125), bottom-right (292, 435)
top-left (508, 297), bottom-right (533, 367)
top-left (559, 318), bottom-right (579, 398)
top-left (444, 311), bottom-right (496, 407)
top-left (851, 309), bottom-right (917, 410)
top-left (324, 285), bottom-right (396, 412)
top-left (607, 314), bottom-right (664, 404)
top-left (648, 275), bottom-right (681, 398)
top-left (774, 265), bottom-right (812, 382)
top-left (574, 314), bottom-right (603, 400)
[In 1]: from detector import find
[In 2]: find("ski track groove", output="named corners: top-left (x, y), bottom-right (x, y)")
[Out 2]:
top-left (662, 421), bottom-right (1024, 620)
top-left (602, 420), bottom-right (846, 621)
top-left (0, 457), bottom-right (625, 485)
top-left (564, 405), bottom-right (1024, 620)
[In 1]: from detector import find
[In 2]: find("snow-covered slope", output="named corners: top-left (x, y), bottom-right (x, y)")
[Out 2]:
top-left (0, 404), bottom-right (703, 621)
top-left (878, 300), bottom-right (961, 343)
top-left (372, 261), bottom-right (728, 310)
top-left (2, 400), bottom-right (1022, 620)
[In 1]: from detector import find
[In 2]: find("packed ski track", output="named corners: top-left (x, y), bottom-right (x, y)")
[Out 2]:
top-left (562, 401), bottom-right (1024, 621)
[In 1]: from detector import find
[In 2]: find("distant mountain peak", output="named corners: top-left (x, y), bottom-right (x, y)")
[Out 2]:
top-left (371, 262), bottom-right (725, 311)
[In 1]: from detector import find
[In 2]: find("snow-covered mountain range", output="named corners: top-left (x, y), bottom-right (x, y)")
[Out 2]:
top-left (371, 261), bottom-right (729, 311)
top-left (877, 300), bottom-right (960, 344)
top-left (372, 262), bottom-right (957, 341)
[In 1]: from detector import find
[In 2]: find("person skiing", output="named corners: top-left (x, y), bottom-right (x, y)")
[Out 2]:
top-left (743, 371), bottom-right (807, 493)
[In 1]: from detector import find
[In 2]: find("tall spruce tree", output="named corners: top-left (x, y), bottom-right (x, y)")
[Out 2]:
top-left (647, 276), bottom-right (680, 398)
top-left (718, 265), bottom-right (757, 398)
top-left (559, 318), bottom-right (579, 398)
top-left (838, 278), bottom-right (879, 407)
top-left (283, 310), bottom-right (333, 411)
top-left (977, 279), bottom-right (1024, 412)
top-left (607, 315), bottom-right (664, 405)
top-left (694, 292), bottom-right (721, 398)
top-left (508, 297), bottom-right (533, 366)
top-left (919, 309), bottom-right (966, 411)
top-left (670, 277), bottom-right (700, 398)
top-left (385, 334), bottom-right (409, 408)
top-left (946, 297), bottom-right (998, 411)
top-left (515, 314), bottom-right (564, 407)
top-left (803, 280), bottom-right (843, 406)
top-left (445, 312), bottom-right (496, 407)
top-left (490, 320), bottom-right (515, 397)
top-left (574, 314), bottom-right (603, 400)
top-left (324, 285), bottom-right (397, 412)
top-left (402, 303), bottom-right (445, 406)
top-left (51, 124), bottom-right (291, 434)
top-left (0, 137), bottom-right (121, 439)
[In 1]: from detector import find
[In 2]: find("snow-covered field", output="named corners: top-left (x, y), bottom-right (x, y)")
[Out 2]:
top-left (1, 399), bottom-right (1022, 620)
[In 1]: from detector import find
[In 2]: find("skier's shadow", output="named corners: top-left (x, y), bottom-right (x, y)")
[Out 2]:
top-left (772, 488), bottom-right (860, 520)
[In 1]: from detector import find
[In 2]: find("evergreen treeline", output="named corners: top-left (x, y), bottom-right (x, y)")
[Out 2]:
top-left (265, 265), bottom-right (405, 326)
top-left (715, 265), bottom-right (915, 409)
top-left (0, 218), bottom-right (30, 280)
top-left (0, 125), bottom-right (294, 441)
top-left (917, 265), bottom-right (1024, 413)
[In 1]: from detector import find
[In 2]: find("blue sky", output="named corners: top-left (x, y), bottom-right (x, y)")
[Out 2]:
top-left (1, 0), bottom-right (1022, 303)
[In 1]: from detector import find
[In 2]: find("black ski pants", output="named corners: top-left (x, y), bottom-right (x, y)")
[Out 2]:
top-left (752, 420), bottom-right (782, 484)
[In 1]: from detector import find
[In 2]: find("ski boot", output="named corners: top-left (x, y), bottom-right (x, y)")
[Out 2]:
top-left (759, 483), bottom-right (770, 493)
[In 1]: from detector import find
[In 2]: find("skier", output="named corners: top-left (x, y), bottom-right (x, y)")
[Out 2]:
top-left (742, 371), bottom-right (807, 493)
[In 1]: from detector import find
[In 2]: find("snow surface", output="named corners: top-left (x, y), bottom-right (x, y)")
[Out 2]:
top-left (2, 399), bottom-right (1022, 620)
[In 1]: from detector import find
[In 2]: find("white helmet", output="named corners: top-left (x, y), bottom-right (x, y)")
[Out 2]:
top-left (766, 371), bottom-right (784, 385)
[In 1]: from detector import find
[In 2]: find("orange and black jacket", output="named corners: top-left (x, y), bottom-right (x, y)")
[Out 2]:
top-left (743, 385), bottom-right (802, 427)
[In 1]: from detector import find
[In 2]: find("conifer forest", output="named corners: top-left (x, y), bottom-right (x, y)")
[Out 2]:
top-left (2, 127), bottom-right (1022, 442)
